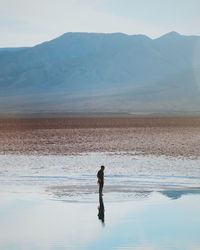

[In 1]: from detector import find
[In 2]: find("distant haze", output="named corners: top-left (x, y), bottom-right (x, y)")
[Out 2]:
top-left (0, 32), bottom-right (200, 116)
top-left (0, 0), bottom-right (200, 47)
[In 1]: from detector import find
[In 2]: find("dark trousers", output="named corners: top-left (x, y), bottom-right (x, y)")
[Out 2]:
top-left (99, 182), bottom-right (104, 195)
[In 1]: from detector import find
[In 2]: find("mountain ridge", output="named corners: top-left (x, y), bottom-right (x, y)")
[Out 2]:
top-left (0, 31), bottom-right (200, 115)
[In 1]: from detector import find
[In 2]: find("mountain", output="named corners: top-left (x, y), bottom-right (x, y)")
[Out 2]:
top-left (0, 31), bottom-right (200, 116)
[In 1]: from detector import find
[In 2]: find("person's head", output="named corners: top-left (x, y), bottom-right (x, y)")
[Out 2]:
top-left (101, 165), bottom-right (105, 171)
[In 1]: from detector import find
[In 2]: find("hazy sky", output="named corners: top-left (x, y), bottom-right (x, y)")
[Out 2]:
top-left (0, 0), bottom-right (200, 47)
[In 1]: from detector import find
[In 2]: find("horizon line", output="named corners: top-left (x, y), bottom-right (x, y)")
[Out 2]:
top-left (0, 30), bottom-right (199, 49)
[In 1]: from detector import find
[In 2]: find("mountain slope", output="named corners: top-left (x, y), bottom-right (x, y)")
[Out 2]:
top-left (0, 32), bottom-right (200, 115)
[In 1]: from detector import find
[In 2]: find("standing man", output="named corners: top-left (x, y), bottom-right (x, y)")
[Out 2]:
top-left (97, 165), bottom-right (105, 196)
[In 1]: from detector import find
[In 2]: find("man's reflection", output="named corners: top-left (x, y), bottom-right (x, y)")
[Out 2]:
top-left (98, 194), bottom-right (105, 225)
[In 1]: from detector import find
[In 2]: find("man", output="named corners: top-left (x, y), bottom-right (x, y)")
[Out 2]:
top-left (97, 165), bottom-right (105, 196)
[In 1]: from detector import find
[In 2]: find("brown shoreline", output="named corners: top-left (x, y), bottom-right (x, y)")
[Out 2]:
top-left (1, 116), bottom-right (200, 130)
top-left (1, 117), bottom-right (200, 157)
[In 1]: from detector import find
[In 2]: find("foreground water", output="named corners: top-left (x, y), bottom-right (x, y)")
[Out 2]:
top-left (0, 152), bottom-right (200, 249)
top-left (1, 191), bottom-right (200, 250)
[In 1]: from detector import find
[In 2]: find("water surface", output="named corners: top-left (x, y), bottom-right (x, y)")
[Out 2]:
top-left (0, 191), bottom-right (200, 250)
top-left (0, 152), bottom-right (200, 249)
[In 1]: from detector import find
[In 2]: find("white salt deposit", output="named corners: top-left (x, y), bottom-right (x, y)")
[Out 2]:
top-left (0, 152), bottom-right (199, 201)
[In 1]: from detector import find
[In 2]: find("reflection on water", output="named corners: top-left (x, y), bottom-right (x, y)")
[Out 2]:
top-left (161, 189), bottom-right (200, 199)
top-left (48, 185), bottom-right (152, 203)
top-left (1, 152), bottom-right (200, 249)
top-left (49, 185), bottom-right (200, 203)
top-left (98, 195), bottom-right (105, 225)
top-left (1, 191), bottom-right (200, 250)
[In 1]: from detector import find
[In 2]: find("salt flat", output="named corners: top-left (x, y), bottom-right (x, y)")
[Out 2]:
top-left (0, 152), bottom-right (199, 202)
top-left (1, 117), bottom-right (200, 249)
top-left (1, 117), bottom-right (200, 157)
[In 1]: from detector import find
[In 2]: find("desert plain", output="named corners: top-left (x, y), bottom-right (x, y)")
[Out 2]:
top-left (0, 116), bottom-right (200, 157)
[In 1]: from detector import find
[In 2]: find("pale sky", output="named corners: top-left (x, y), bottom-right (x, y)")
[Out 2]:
top-left (0, 0), bottom-right (200, 47)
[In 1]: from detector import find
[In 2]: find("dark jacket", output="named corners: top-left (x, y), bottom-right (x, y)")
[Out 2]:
top-left (97, 169), bottom-right (104, 183)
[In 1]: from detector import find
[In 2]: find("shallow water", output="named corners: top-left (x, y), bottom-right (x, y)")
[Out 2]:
top-left (0, 152), bottom-right (200, 249)
top-left (0, 152), bottom-right (200, 202)
top-left (0, 191), bottom-right (200, 250)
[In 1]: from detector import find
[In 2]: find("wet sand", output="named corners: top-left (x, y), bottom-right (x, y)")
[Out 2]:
top-left (1, 117), bottom-right (200, 157)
